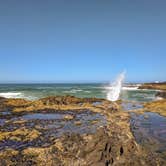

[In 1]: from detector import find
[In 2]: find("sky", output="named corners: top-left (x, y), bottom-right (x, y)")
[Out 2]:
top-left (0, 0), bottom-right (166, 83)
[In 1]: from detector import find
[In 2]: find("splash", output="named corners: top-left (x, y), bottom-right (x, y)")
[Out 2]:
top-left (107, 71), bottom-right (125, 101)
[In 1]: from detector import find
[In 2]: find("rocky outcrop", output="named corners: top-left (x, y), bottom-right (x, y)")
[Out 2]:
top-left (0, 96), bottom-right (164, 165)
top-left (130, 99), bottom-right (166, 117)
top-left (39, 95), bottom-right (105, 105)
top-left (143, 99), bottom-right (166, 117)
top-left (138, 82), bottom-right (166, 91)
top-left (156, 91), bottom-right (166, 99)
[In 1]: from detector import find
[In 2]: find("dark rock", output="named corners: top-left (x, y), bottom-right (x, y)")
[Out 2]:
top-left (138, 82), bottom-right (166, 91)
top-left (156, 91), bottom-right (166, 99)
top-left (39, 95), bottom-right (105, 105)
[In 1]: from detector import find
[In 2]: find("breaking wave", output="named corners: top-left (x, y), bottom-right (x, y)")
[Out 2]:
top-left (0, 92), bottom-right (24, 98)
top-left (105, 86), bottom-right (139, 91)
top-left (63, 89), bottom-right (83, 93)
top-left (0, 92), bottom-right (38, 100)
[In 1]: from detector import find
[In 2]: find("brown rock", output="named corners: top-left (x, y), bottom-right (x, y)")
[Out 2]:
top-left (156, 91), bottom-right (166, 99)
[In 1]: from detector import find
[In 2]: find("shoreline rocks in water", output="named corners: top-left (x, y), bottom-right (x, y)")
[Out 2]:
top-left (129, 99), bottom-right (166, 117)
top-left (138, 82), bottom-right (166, 91)
top-left (143, 99), bottom-right (166, 117)
top-left (138, 82), bottom-right (166, 99)
top-left (0, 96), bottom-right (165, 165)
top-left (155, 91), bottom-right (166, 99)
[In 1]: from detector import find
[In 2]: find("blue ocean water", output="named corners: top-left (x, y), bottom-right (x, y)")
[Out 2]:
top-left (0, 83), bottom-right (158, 102)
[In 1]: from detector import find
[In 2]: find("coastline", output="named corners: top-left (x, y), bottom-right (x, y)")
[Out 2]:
top-left (138, 82), bottom-right (166, 91)
top-left (0, 96), bottom-right (165, 165)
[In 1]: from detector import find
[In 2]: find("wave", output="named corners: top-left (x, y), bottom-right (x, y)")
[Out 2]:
top-left (35, 87), bottom-right (54, 90)
top-left (0, 92), bottom-right (38, 100)
top-left (0, 92), bottom-right (23, 98)
top-left (122, 87), bottom-right (139, 90)
top-left (84, 91), bottom-right (91, 93)
top-left (105, 86), bottom-right (139, 91)
top-left (105, 86), bottom-right (160, 91)
top-left (63, 89), bottom-right (83, 93)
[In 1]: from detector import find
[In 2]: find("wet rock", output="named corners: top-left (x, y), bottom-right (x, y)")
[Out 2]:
top-left (130, 99), bottom-right (166, 117)
top-left (63, 114), bottom-right (74, 120)
top-left (0, 128), bottom-right (41, 142)
top-left (39, 95), bottom-right (105, 105)
top-left (138, 82), bottom-right (166, 91)
top-left (4, 98), bottom-right (31, 107)
top-left (0, 97), bottom-right (6, 102)
top-left (0, 96), bottom-right (165, 165)
top-left (144, 99), bottom-right (166, 117)
top-left (74, 121), bottom-right (82, 126)
top-left (0, 148), bottom-right (19, 166)
top-left (0, 95), bottom-right (116, 113)
top-left (156, 91), bottom-right (166, 99)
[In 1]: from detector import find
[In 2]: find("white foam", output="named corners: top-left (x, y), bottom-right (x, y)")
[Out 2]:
top-left (36, 87), bottom-right (54, 90)
top-left (84, 91), bottom-right (91, 93)
top-left (0, 92), bottom-right (39, 100)
top-left (105, 86), bottom-right (139, 90)
top-left (63, 89), bottom-right (83, 93)
top-left (155, 96), bottom-right (163, 100)
top-left (122, 87), bottom-right (139, 90)
top-left (0, 92), bottom-right (23, 98)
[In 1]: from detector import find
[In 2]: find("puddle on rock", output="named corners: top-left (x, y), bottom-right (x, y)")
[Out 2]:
top-left (0, 110), bottom-right (107, 150)
top-left (0, 119), bottom-right (6, 126)
top-left (122, 102), bottom-right (143, 111)
top-left (22, 113), bottom-right (67, 120)
top-left (92, 101), bottom-right (103, 106)
top-left (130, 112), bottom-right (166, 153)
top-left (0, 111), bottom-right (11, 116)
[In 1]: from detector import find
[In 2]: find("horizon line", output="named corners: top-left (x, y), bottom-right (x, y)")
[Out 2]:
top-left (0, 81), bottom-right (164, 84)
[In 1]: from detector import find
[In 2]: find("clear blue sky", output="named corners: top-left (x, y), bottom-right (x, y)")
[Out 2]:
top-left (0, 0), bottom-right (166, 83)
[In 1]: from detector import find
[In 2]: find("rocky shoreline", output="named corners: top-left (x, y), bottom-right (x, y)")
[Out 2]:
top-left (138, 82), bottom-right (166, 91)
top-left (128, 99), bottom-right (166, 117)
top-left (156, 91), bottom-right (166, 99)
top-left (0, 96), bottom-right (165, 165)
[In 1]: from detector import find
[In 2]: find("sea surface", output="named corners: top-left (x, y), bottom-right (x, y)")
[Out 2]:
top-left (0, 83), bottom-right (159, 102)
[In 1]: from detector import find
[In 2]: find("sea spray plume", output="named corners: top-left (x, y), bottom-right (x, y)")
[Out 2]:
top-left (107, 71), bottom-right (126, 101)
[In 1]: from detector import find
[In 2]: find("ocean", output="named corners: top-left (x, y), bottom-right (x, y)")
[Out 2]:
top-left (0, 83), bottom-right (158, 102)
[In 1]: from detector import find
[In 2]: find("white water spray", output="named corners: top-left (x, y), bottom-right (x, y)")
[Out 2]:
top-left (107, 71), bottom-right (125, 101)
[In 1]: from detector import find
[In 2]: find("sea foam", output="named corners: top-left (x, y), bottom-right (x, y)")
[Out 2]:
top-left (0, 92), bottom-right (23, 98)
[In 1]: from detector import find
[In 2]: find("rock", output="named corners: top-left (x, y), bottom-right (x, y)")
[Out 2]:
top-left (144, 99), bottom-right (166, 117)
top-left (0, 97), bottom-right (6, 101)
top-left (0, 95), bottom-right (117, 114)
top-left (133, 99), bottom-right (166, 117)
top-left (0, 128), bottom-right (41, 142)
top-left (138, 82), bottom-right (166, 91)
top-left (0, 96), bottom-right (165, 165)
top-left (74, 121), bottom-right (82, 125)
top-left (63, 114), bottom-right (74, 120)
top-left (39, 95), bottom-right (105, 105)
top-left (156, 91), bottom-right (166, 99)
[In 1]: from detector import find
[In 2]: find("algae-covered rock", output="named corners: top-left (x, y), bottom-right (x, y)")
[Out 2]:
top-left (39, 95), bottom-right (105, 105)
top-left (129, 99), bottom-right (166, 117)
top-left (143, 99), bottom-right (166, 116)
top-left (156, 91), bottom-right (166, 99)
top-left (4, 98), bottom-right (32, 107)
top-left (0, 95), bottom-right (115, 113)
top-left (63, 114), bottom-right (74, 120)
top-left (0, 128), bottom-right (41, 142)
top-left (139, 82), bottom-right (166, 91)
top-left (0, 148), bottom-right (19, 166)
top-left (0, 96), bottom-right (165, 165)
